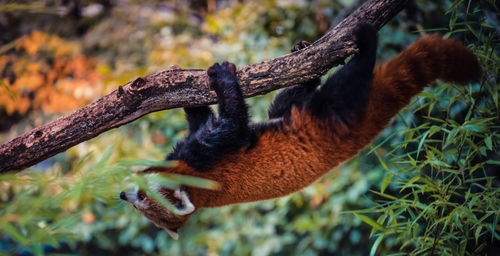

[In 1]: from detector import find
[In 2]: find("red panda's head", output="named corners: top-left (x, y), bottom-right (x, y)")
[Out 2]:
top-left (119, 172), bottom-right (196, 240)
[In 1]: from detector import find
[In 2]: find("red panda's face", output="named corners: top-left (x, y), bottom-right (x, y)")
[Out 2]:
top-left (120, 184), bottom-right (195, 240)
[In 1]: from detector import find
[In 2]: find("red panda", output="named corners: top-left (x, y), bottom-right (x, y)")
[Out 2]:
top-left (120, 24), bottom-right (480, 239)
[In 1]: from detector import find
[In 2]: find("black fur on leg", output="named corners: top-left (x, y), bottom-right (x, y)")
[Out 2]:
top-left (168, 61), bottom-right (252, 170)
top-left (184, 106), bottom-right (215, 134)
top-left (268, 79), bottom-right (319, 119)
top-left (268, 40), bottom-right (320, 119)
top-left (166, 106), bottom-right (215, 161)
top-left (307, 23), bottom-right (377, 125)
top-left (207, 62), bottom-right (248, 123)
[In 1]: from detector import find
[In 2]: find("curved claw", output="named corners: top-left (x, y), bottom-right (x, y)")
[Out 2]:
top-left (292, 40), bottom-right (311, 52)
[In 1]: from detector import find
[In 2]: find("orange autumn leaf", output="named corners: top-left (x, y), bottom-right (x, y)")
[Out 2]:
top-left (40, 91), bottom-right (81, 112)
top-left (0, 82), bottom-right (29, 115)
top-left (1, 31), bottom-right (102, 116)
top-left (13, 73), bottom-right (44, 90)
top-left (0, 92), bottom-right (17, 115)
top-left (21, 30), bottom-right (47, 56)
top-left (82, 211), bottom-right (96, 224)
top-left (16, 97), bottom-right (31, 115)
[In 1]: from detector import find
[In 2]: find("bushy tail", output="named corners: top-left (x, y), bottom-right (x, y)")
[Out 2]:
top-left (423, 35), bottom-right (480, 84)
top-left (373, 35), bottom-right (480, 101)
top-left (382, 35), bottom-right (480, 89)
top-left (356, 35), bottom-right (480, 138)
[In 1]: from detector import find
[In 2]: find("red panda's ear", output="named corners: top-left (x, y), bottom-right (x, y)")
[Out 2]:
top-left (166, 228), bottom-right (179, 240)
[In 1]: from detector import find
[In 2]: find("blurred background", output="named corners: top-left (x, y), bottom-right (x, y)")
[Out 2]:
top-left (0, 0), bottom-right (499, 255)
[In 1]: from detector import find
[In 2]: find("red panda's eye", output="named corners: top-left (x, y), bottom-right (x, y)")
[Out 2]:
top-left (138, 193), bottom-right (146, 200)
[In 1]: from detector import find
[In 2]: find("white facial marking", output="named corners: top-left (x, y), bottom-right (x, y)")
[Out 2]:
top-left (125, 183), bottom-right (139, 202)
top-left (123, 183), bottom-right (149, 209)
top-left (145, 173), bottom-right (162, 192)
top-left (174, 188), bottom-right (195, 215)
top-left (135, 201), bottom-right (149, 209)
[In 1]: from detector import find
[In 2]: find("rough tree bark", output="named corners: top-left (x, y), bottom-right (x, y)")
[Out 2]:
top-left (0, 0), bottom-right (408, 173)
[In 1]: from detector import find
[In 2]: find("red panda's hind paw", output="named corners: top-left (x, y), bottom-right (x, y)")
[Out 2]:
top-left (353, 23), bottom-right (377, 55)
top-left (291, 41), bottom-right (311, 53)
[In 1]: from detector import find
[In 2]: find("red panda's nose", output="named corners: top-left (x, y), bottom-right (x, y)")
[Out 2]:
top-left (119, 192), bottom-right (127, 201)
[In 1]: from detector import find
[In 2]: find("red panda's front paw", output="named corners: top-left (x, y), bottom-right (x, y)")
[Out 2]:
top-left (207, 61), bottom-right (237, 90)
top-left (207, 63), bottom-right (220, 78)
top-left (207, 61), bottom-right (236, 77)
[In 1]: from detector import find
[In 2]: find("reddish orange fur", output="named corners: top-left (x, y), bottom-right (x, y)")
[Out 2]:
top-left (147, 35), bottom-right (479, 210)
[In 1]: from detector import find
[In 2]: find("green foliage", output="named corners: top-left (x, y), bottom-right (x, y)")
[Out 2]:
top-left (0, 0), bottom-right (499, 255)
top-left (352, 1), bottom-right (500, 255)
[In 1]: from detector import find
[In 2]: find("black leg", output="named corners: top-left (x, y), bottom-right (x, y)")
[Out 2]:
top-left (268, 79), bottom-right (319, 119)
top-left (268, 41), bottom-right (320, 119)
top-left (307, 23), bottom-right (377, 123)
top-left (207, 62), bottom-right (248, 124)
top-left (184, 106), bottom-right (214, 135)
top-left (169, 62), bottom-right (251, 170)
top-left (166, 107), bottom-right (214, 161)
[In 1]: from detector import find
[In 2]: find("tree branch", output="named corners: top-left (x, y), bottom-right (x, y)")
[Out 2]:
top-left (0, 0), bottom-right (408, 173)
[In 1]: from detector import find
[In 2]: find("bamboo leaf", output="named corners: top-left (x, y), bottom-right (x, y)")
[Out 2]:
top-left (485, 136), bottom-right (493, 150)
top-left (417, 129), bottom-right (432, 158)
top-left (475, 225), bottom-right (483, 244)
top-left (486, 160), bottom-right (500, 165)
top-left (375, 151), bottom-right (391, 171)
top-left (162, 173), bottom-right (219, 190)
top-left (381, 173), bottom-right (394, 193)
top-left (401, 176), bottom-right (420, 192)
top-left (370, 235), bottom-right (384, 256)
top-left (0, 222), bottom-right (27, 245)
top-left (354, 213), bottom-right (386, 231)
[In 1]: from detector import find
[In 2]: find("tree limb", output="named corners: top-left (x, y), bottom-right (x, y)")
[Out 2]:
top-left (0, 0), bottom-right (408, 173)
